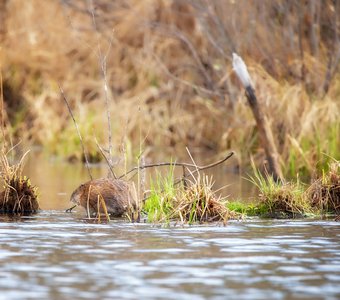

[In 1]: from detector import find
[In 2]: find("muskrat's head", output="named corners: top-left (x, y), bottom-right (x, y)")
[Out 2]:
top-left (70, 184), bottom-right (84, 205)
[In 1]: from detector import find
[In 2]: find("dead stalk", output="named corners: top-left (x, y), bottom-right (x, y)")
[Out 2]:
top-left (89, 0), bottom-right (114, 174)
top-left (232, 53), bottom-right (282, 180)
top-left (59, 84), bottom-right (93, 180)
top-left (94, 135), bottom-right (117, 179)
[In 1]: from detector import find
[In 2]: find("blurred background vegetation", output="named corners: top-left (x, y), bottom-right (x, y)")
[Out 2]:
top-left (0, 0), bottom-right (339, 180)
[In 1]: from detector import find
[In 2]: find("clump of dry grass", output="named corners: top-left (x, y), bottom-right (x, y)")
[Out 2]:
top-left (261, 182), bottom-right (309, 218)
top-left (124, 182), bottom-right (141, 222)
top-left (0, 150), bottom-right (39, 214)
top-left (307, 161), bottom-right (340, 215)
top-left (1, 0), bottom-right (339, 179)
top-left (247, 159), bottom-right (340, 218)
top-left (144, 169), bottom-right (239, 224)
top-left (176, 175), bottom-right (239, 224)
top-left (248, 160), bottom-right (310, 218)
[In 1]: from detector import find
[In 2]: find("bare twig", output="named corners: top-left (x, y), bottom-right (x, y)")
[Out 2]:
top-left (152, 53), bottom-right (224, 98)
top-left (185, 146), bottom-right (199, 181)
top-left (58, 84), bottom-right (93, 180)
top-left (140, 151), bottom-right (234, 203)
top-left (182, 165), bottom-right (188, 189)
top-left (0, 69), bottom-right (5, 145)
top-left (150, 22), bottom-right (213, 88)
top-left (297, 0), bottom-right (306, 84)
top-left (204, 0), bottom-right (236, 53)
top-left (88, 0), bottom-right (114, 174)
top-left (94, 135), bottom-right (117, 179)
top-left (120, 151), bottom-right (234, 180)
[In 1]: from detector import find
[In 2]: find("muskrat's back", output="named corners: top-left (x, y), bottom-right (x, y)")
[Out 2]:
top-left (70, 178), bottom-right (137, 217)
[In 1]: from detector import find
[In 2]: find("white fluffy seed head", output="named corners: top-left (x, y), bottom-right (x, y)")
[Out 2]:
top-left (232, 53), bottom-right (253, 88)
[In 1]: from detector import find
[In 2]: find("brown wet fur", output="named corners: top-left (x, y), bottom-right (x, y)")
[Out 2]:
top-left (70, 178), bottom-right (137, 217)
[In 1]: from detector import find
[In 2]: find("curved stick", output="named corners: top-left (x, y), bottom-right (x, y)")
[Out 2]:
top-left (119, 151), bottom-right (234, 179)
top-left (94, 136), bottom-right (117, 179)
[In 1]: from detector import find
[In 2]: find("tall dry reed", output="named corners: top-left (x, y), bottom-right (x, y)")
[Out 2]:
top-left (0, 0), bottom-right (339, 178)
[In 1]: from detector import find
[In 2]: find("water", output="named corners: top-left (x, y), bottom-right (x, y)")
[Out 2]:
top-left (0, 155), bottom-right (338, 299)
top-left (0, 214), bottom-right (339, 300)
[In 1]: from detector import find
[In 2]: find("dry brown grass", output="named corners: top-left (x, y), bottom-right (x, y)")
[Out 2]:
top-left (176, 174), bottom-right (239, 223)
top-left (248, 159), bottom-right (311, 218)
top-left (307, 162), bottom-right (340, 215)
top-left (144, 167), bottom-right (240, 224)
top-left (0, 150), bottom-right (39, 214)
top-left (0, 0), bottom-right (339, 177)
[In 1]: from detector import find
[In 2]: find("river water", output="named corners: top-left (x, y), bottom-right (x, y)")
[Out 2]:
top-left (0, 156), bottom-right (339, 300)
top-left (0, 214), bottom-right (339, 300)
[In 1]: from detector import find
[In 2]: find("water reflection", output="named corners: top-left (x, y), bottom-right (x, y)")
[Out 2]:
top-left (0, 212), bottom-right (339, 300)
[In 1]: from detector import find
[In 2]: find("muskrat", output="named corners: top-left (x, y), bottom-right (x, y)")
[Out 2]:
top-left (70, 178), bottom-right (137, 217)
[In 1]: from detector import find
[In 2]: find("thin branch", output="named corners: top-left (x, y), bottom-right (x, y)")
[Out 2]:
top-left (139, 151), bottom-right (234, 203)
top-left (204, 0), bottom-right (236, 53)
top-left (58, 84), bottom-right (93, 180)
top-left (150, 22), bottom-right (213, 88)
top-left (94, 135), bottom-right (117, 179)
top-left (153, 53), bottom-right (224, 98)
top-left (119, 151), bottom-right (234, 179)
top-left (297, 0), bottom-right (306, 83)
top-left (89, 0), bottom-right (114, 172)
top-left (185, 146), bottom-right (199, 181)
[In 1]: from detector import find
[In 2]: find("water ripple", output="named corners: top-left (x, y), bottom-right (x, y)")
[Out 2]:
top-left (0, 214), bottom-right (339, 300)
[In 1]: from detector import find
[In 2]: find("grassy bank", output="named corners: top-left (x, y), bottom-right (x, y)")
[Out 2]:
top-left (143, 168), bottom-right (240, 224)
top-left (0, 0), bottom-right (339, 180)
top-left (141, 160), bottom-right (339, 224)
